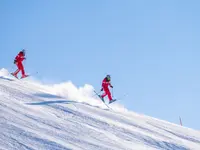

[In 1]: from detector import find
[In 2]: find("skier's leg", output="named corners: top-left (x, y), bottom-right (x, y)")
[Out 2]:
top-left (101, 87), bottom-right (109, 98)
top-left (18, 62), bottom-right (25, 77)
top-left (101, 92), bottom-right (107, 98)
top-left (21, 64), bottom-right (25, 76)
top-left (13, 69), bottom-right (20, 75)
top-left (107, 90), bottom-right (112, 101)
top-left (12, 63), bottom-right (20, 76)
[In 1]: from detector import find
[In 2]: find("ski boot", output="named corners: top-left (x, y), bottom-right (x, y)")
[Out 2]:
top-left (11, 73), bottom-right (18, 79)
top-left (21, 74), bottom-right (29, 79)
top-left (109, 99), bottom-right (116, 104)
top-left (99, 95), bottom-right (105, 103)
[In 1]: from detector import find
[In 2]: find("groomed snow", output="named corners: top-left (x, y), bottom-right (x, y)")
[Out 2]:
top-left (0, 68), bottom-right (200, 150)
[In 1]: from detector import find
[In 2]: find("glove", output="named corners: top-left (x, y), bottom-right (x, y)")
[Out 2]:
top-left (101, 88), bottom-right (103, 91)
top-left (110, 85), bottom-right (113, 88)
top-left (14, 59), bottom-right (17, 64)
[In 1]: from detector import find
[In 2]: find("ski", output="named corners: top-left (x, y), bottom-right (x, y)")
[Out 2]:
top-left (94, 90), bottom-right (104, 102)
top-left (20, 75), bottom-right (30, 79)
top-left (10, 73), bottom-right (30, 80)
top-left (109, 99), bottom-right (117, 104)
top-left (93, 90), bottom-right (110, 108)
top-left (10, 73), bottom-right (19, 79)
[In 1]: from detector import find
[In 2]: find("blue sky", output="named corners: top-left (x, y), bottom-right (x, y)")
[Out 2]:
top-left (1, 0), bottom-right (200, 130)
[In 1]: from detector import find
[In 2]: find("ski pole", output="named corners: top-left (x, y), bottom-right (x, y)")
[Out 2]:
top-left (112, 88), bottom-right (114, 98)
top-left (117, 93), bottom-right (128, 101)
top-left (28, 71), bottom-right (39, 76)
top-left (92, 90), bottom-right (101, 97)
top-left (8, 64), bottom-right (15, 73)
top-left (32, 71), bottom-right (39, 75)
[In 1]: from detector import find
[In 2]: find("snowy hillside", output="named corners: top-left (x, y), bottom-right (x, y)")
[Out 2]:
top-left (0, 68), bottom-right (200, 150)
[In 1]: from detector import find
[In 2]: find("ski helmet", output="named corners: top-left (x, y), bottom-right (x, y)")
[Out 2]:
top-left (21, 49), bottom-right (26, 55)
top-left (106, 75), bottom-right (111, 80)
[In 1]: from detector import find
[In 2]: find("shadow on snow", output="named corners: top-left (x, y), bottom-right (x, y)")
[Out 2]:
top-left (26, 100), bottom-right (77, 105)
top-left (33, 92), bottom-right (63, 99)
top-left (0, 76), bottom-right (14, 81)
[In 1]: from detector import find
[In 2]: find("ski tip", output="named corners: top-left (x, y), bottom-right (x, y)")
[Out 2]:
top-left (109, 99), bottom-right (117, 104)
top-left (20, 75), bottom-right (30, 79)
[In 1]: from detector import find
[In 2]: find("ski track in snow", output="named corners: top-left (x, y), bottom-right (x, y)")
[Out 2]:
top-left (0, 69), bottom-right (200, 150)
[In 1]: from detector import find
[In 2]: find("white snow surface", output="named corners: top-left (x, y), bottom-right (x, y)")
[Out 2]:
top-left (0, 68), bottom-right (200, 150)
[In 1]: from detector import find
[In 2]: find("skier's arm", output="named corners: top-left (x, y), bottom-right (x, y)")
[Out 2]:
top-left (109, 82), bottom-right (113, 88)
top-left (21, 56), bottom-right (25, 61)
top-left (19, 54), bottom-right (26, 61)
top-left (17, 56), bottom-right (25, 62)
top-left (101, 82), bottom-right (104, 90)
top-left (14, 59), bottom-right (17, 64)
top-left (15, 53), bottom-right (25, 62)
top-left (14, 55), bottom-right (19, 64)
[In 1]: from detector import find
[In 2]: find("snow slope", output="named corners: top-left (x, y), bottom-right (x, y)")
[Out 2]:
top-left (0, 69), bottom-right (200, 150)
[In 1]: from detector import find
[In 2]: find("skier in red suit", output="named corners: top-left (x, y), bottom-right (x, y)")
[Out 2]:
top-left (100, 75), bottom-right (114, 103)
top-left (11, 49), bottom-right (28, 79)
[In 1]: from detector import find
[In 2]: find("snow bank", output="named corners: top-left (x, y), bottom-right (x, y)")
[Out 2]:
top-left (0, 68), bottom-right (127, 111)
top-left (41, 81), bottom-right (129, 111)
top-left (0, 68), bottom-right (9, 77)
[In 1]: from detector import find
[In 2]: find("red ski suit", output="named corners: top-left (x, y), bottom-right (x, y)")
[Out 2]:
top-left (101, 77), bottom-right (113, 101)
top-left (13, 51), bottom-right (26, 76)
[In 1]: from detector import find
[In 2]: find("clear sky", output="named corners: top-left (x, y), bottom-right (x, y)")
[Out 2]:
top-left (1, 0), bottom-right (200, 130)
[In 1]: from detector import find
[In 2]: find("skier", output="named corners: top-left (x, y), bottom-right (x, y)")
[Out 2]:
top-left (11, 49), bottom-right (28, 79)
top-left (100, 75), bottom-right (115, 104)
